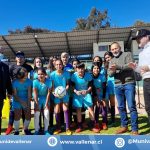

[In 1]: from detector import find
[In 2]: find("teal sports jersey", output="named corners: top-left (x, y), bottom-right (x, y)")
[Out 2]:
top-left (71, 72), bottom-right (92, 90)
top-left (51, 70), bottom-right (70, 88)
top-left (93, 73), bottom-right (106, 100)
top-left (33, 78), bottom-right (52, 98)
top-left (13, 78), bottom-right (32, 101)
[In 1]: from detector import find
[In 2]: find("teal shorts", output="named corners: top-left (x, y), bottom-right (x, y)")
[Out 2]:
top-left (73, 93), bottom-right (93, 108)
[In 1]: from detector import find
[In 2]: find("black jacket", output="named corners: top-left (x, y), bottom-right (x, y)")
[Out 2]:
top-left (0, 61), bottom-right (12, 100)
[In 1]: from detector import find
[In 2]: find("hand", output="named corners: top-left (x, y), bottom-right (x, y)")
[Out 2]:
top-left (81, 90), bottom-right (87, 95)
top-left (52, 92), bottom-right (59, 98)
top-left (109, 64), bottom-right (116, 72)
top-left (141, 66), bottom-right (150, 75)
top-left (128, 62), bottom-right (137, 69)
top-left (44, 103), bottom-right (49, 109)
top-left (75, 90), bottom-right (82, 96)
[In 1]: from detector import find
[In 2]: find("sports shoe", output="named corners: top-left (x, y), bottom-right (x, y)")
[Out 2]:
top-left (44, 131), bottom-right (51, 135)
top-left (116, 127), bottom-right (128, 134)
top-left (91, 127), bottom-right (100, 133)
top-left (66, 129), bottom-right (72, 135)
top-left (34, 131), bottom-right (39, 135)
top-left (53, 129), bottom-right (61, 135)
top-left (101, 123), bottom-right (108, 130)
top-left (5, 125), bottom-right (13, 135)
top-left (24, 129), bottom-right (32, 135)
top-left (14, 131), bottom-right (19, 135)
top-left (75, 128), bottom-right (82, 133)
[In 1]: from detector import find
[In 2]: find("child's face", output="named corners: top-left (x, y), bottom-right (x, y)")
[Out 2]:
top-left (77, 67), bottom-right (85, 77)
top-left (72, 61), bottom-right (78, 70)
top-left (35, 59), bottom-right (42, 68)
top-left (93, 66), bottom-right (100, 76)
top-left (104, 54), bottom-right (112, 62)
top-left (37, 70), bottom-right (46, 81)
top-left (55, 60), bottom-right (63, 71)
top-left (61, 55), bottom-right (68, 65)
top-left (93, 57), bottom-right (100, 62)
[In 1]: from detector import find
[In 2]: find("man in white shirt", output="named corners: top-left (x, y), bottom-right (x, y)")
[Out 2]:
top-left (129, 29), bottom-right (150, 125)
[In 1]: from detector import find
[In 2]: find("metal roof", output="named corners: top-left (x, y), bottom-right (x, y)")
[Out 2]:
top-left (0, 26), bottom-right (150, 59)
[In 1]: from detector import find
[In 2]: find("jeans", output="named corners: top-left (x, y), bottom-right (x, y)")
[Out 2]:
top-left (115, 83), bottom-right (138, 131)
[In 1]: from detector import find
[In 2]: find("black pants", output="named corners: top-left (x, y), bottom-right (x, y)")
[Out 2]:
top-left (0, 99), bottom-right (4, 135)
top-left (143, 80), bottom-right (150, 117)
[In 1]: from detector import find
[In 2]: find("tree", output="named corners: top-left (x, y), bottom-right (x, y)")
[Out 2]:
top-left (74, 7), bottom-right (110, 31)
top-left (8, 26), bottom-right (53, 34)
top-left (133, 20), bottom-right (150, 27)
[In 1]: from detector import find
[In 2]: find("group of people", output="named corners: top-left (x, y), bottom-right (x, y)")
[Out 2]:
top-left (0, 28), bottom-right (150, 135)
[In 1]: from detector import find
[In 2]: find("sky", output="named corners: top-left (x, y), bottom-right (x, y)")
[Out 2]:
top-left (1, 0), bottom-right (150, 35)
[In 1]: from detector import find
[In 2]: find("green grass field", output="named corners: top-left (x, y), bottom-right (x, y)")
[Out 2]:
top-left (1, 114), bottom-right (150, 135)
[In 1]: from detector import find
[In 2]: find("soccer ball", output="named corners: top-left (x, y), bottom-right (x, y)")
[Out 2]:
top-left (54, 86), bottom-right (66, 98)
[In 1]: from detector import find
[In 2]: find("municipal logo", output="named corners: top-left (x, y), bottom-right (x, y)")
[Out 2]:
top-left (115, 137), bottom-right (125, 148)
top-left (47, 136), bottom-right (58, 147)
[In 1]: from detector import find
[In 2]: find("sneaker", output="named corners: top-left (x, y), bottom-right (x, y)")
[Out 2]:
top-left (75, 128), bottom-right (82, 133)
top-left (131, 131), bottom-right (139, 135)
top-left (24, 129), bottom-right (32, 135)
top-left (66, 129), bottom-right (72, 135)
top-left (101, 123), bottom-right (108, 130)
top-left (14, 131), bottom-right (19, 135)
top-left (116, 127), bottom-right (128, 134)
top-left (34, 131), bottom-right (39, 135)
top-left (44, 131), bottom-right (51, 135)
top-left (53, 129), bottom-right (61, 135)
top-left (5, 125), bottom-right (13, 135)
top-left (91, 127), bottom-right (100, 133)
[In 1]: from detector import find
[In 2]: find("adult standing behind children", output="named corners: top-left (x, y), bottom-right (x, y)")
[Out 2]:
top-left (129, 29), bottom-right (150, 126)
top-left (108, 42), bottom-right (138, 135)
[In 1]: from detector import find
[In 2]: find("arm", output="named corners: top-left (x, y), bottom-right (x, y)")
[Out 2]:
top-left (33, 88), bottom-right (39, 111)
top-left (27, 86), bottom-right (32, 107)
top-left (45, 88), bottom-right (51, 109)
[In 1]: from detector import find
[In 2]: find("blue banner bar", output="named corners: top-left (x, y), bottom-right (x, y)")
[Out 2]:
top-left (0, 135), bottom-right (150, 150)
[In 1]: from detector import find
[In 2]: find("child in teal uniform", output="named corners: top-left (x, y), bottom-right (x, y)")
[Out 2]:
top-left (71, 62), bottom-right (100, 133)
top-left (104, 51), bottom-right (116, 125)
top-left (92, 62), bottom-right (108, 130)
top-left (33, 68), bottom-right (52, 135)
top-left (13, 67), bottom-right (32, 135)
top-left (51, 59), bottom-right (72, 135)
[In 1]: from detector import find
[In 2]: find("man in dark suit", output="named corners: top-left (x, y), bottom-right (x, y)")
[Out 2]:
top-left (0, 46), bottom-right (12, 135)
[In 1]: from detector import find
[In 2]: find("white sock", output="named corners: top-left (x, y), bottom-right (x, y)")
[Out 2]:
top-left (34, 111), bottom-right (40, 132)
top-left (24, 119), bottom-right (30, 130)
top-left (44, 109), bottom-right (49, 131)
top-left (14, 120), bottom-right (20, 131)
